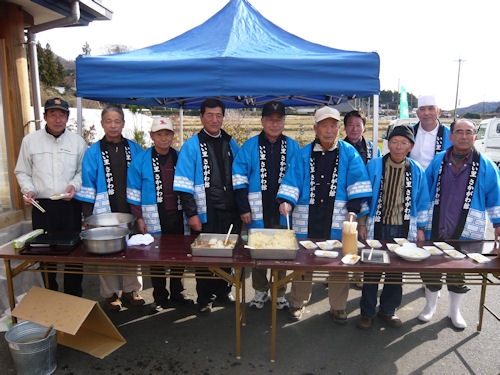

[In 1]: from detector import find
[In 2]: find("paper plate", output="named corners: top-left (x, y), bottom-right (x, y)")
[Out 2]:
top-left (394, 246), bottom-right (430, 261)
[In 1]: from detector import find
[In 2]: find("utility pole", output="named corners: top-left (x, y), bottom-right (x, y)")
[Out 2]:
top-left (453, 58), bottom-right (465, 118)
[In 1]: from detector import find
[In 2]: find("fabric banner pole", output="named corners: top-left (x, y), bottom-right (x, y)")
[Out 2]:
top-left (77, 97), bottom-right (83, 136)
top-left (372, 95), bottom-right (379, 159)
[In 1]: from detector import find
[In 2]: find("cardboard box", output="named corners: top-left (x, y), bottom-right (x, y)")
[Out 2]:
top-left (12, 286), bottom-right (126, 358)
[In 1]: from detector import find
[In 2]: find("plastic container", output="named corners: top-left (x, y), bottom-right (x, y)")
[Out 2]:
top-left (5, 321), bottom-right (57, 375)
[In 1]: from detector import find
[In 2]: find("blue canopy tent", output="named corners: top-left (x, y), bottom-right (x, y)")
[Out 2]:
top-left (75, 0), bottom-right (381, 146)
top-left (76, 0), bottom-right (379, 107)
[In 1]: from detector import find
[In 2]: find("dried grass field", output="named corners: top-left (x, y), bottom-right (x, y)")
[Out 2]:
top-left (170, 111), bottom-right (392, 149)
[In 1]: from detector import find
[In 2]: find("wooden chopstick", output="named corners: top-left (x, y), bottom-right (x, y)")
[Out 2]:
top-left (23, 195), bottom-right (46, 213)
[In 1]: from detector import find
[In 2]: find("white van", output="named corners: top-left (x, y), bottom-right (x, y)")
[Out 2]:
top-left (381, 118), bottom-right (417, 155)
top-left (475, 118), bottom-right (500, 167)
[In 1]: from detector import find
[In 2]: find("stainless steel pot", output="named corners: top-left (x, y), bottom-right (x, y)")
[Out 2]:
top-left (85, 213), bottom-right (136, 230)
top-left (80, 227), bottom-right (129, 254)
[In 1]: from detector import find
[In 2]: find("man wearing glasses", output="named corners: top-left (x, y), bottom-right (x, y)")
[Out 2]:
top-left (357, 125), bottom-right (429, 329)
top-left (419, 119), bottom-right (500, 329)
top-left (232, 101), bottom-right (300, 311)
top-left (410, 95), bottom-right (452, 169)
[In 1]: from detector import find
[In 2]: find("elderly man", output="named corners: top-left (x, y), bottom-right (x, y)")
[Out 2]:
top-left (174, 98), bottom-right (241, 314)
top-left (232, 101), bottom-right (300, 310)
top-left (357, 125), bottom-right (429, 329)
top-left (419, 119), bottom-right (500, 329)
top-left (344, 110), bottom-right (380, 164)
top-left (278, 106), bottom-right (372, 322)
top-left (127, 117), bottom-right (193, 311)
top-left (15, 98), bottom-right (87, 296)
top-left (410, 95), bottom-right (452, 169)
top-left (343, 109), bottom-right (380, 289)
top-left (76, 105), bottom-right (145, 311)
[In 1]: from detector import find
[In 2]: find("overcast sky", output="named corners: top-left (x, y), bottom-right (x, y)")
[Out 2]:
top-left (37, 0), bottom-right (500, 110)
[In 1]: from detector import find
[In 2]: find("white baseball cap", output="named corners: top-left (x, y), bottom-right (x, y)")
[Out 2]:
top-left (418, 95), bottom-right (437, 108)
top-left (314, 106), bottom-right (341, 124)
top-left (151, 117), bottom-right (174, 132)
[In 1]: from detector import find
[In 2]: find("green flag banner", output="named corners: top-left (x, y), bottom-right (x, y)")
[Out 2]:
top-left (400, 86), bottom-right (409, 119)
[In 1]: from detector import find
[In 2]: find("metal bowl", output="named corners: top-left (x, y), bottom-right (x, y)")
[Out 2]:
top-left (80, 227), bottom-right (129, 254)
top-left (85, 213), bottom-right (136, 230)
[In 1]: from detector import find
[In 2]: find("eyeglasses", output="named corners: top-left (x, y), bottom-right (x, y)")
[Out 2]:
top-left (389, 140), bottom-right (410, 147)
top-left (453, 130), bottom-right (475, 136)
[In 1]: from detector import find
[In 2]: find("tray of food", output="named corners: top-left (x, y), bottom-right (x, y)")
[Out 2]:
top-left (247, 228), bottom-right (299, 259)
top-left (191, 233), bottom-right (239, 257)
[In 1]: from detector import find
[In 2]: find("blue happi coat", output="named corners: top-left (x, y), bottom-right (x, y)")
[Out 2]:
top-left (232, 135), bottom-right (300, 229)
top-left (277, 140), bottom-right (372, 239)
top-left (173, 133), bottom-right (239, 224)
top-left (365, 156), bottom-right (430, 241)
top-left (425, 151), bottom-right (500, 240)
top-left (127, 147), bottom-right (180, 234)
top-left (75, 139), bottom-right (142, 214)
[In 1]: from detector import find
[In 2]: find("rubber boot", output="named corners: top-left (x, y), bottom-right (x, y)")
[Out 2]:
top-left (448, 291), bottom-right (467, 329)
top-left (418, 288), bottom-right (439, 322)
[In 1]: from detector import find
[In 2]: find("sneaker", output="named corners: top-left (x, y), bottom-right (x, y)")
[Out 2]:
top-left (104, 293), bottom-right (122, 311)
top-left (377, 311), bottom-right (402, 328)
top-left (276, 297), bottom-right (290, 310)
top-left (356, 315), bottom-right (373, 329)
top-left (331, 309), bottom-right (347, 324)
top-left (155, 298), bottom-right (174, 309)
top-left (288, 306), bottom-right (304, 320)
top-left (170, 294), bottom-right (195, 306)
top-left (198, 302), bottom-right (213, 314)
top-left (249, 291), bottom-right (269, 309)
top-left (215, 293), bottom-right (235, 305)
top-left (121, 291), bottom-right (145, 306)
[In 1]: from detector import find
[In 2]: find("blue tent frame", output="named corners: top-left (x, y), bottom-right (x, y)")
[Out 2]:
top-left (76, 0), bottom-right (380, 109)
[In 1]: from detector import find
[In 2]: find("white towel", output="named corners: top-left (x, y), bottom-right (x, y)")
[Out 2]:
top-left (126, 234), bottom-right (154, 246)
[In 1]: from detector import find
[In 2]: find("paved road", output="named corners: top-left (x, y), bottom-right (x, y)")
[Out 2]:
top-left (1, 264), bottom-right (499, 374)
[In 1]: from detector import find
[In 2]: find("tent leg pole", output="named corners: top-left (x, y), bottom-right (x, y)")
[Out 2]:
top-left (180, 106), bottom-right (184, 146)
top-left (372, 95), bottom-right (379, 159)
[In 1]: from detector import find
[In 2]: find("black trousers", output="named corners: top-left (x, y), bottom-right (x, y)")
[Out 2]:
top-left (194, 206), bottom-right (241, 305)
top-left (151, 211), bottom-right (185, 303)
top-left (32, 198), bottom-right (83, 297)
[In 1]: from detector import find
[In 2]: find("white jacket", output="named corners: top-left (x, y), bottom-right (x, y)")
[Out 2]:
top-left (14, 127), bottom-right (87, 198)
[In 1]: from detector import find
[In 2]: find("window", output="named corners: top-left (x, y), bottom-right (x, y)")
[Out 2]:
top-left (0, 41), bottom-right (14, 213)
top-left (476, 122), bottom-right (487, 140)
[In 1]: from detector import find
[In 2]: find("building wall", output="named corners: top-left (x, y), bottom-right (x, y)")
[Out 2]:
top-left (0, 3), bottom-right (34, 227)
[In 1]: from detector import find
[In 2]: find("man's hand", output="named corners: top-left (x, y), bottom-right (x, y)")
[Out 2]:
top-left (279, 202), bottom-right (292, 217)
top-left (188, 215), bottom-right (202, 232)
top-left (358, 225), bottom-right (367, 241)
top-left (346, 212), bottom-right (357, 223)
top-left (22, 191), bottom-right (36, 205)
top-left (137, 218), bottom-right (147, 234)
top-left (417, 229), bottom-right (425, 242)
top-left (240, 212), bottom-right (251, 225)
top-left (63, 185), bottom-right (76, 200)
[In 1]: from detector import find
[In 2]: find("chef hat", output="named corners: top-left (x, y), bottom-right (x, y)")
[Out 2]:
top-left (417, 95), bottom-right (438, 108)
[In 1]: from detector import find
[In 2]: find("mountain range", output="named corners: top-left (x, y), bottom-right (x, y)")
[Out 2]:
top-left (455, 102), bottom-right (500, 115)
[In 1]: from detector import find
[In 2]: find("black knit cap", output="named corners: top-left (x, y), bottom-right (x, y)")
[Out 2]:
top-left (388, 124), bottom-right (415, 144)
